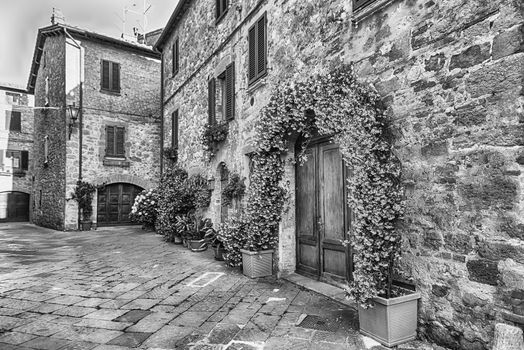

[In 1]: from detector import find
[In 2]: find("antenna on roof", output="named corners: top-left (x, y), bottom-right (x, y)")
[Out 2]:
top-left (122, 0), bottom-right (151, 43)
top-left (51, 8), bottom-right (66, 25)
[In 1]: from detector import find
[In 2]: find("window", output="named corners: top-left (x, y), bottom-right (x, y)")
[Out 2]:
top-left (101, 60), bottom-right (121, 93)
top-left (216, 0), bottom-right (228, 21)
top-left (45, 76), bottom-right (49, 107)
top-left (208, 63), bottom-right (235, 123)
top-left (172, 38), bottom-right (179, 76)
top-left (248, 13), bottom-right (267, 85)
top-left (6, 92), bottom-right (21, 105)
top-left (5, 111), bottom-right (21, 132)
top-left (353, 0), bottom-right (375, 11)
top-left (4, 150), bottom-right (28, 171)
top-left (172, 110), bottom-right (179, 149)
top-left (105, 126), bottom-right (125, 157)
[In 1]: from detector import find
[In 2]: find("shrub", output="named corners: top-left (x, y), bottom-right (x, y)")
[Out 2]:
top-left (216, 216), bottom-right (249, 267)
top-left (221, 173), bottom-right (246, 206)
top-left (130, 189), bottom-right (158, 230)
top-left (71, 180), bottom-right (97, 221)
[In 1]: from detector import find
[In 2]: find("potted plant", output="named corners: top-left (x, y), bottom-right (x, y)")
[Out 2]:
top-left (175, 214), bottom-right (193, 247)
top-left (130, 189), bottom-right (158, 230)
top-left (71, 180), bottom-right (96, 231)
top-left (204, 224), bottom-right (225, 261)
top-left (201, 121), bottom-right (228, 159)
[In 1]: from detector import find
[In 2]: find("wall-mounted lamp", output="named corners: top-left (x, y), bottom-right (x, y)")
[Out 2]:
top-left (67, 102), bottom-right (79, 139)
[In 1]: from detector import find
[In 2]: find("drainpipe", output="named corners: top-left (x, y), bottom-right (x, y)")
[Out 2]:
top-left (64, 28), bottom-right (84, 229)
top-left (160, 52), bottom-right (164, 176)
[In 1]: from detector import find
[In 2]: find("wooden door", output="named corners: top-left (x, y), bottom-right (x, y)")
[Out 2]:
top-left (296, 141), bottom-right (352, 286)
top-left (97, 183), bottom-right (142, 226)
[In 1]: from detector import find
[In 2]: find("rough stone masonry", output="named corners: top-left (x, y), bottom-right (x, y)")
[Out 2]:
top-left (158, 0), bottom-right (524, 348)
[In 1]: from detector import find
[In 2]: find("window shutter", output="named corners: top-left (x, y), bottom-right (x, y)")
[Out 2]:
top-left (172, 111), bottom-right (179, 149)
top-left (215, 0), bottom-right (220, 18)
top-left (5, 111), bottom-right (10, 130)
top-left (101, 60), bottom-right (110, 90)
top-left (116, 127), bottom-right (125, 156)
top-left (225, 63), bottom-right (235, 121)
top-left (248, 26), bottom-right (257, 83)
top-left (106, 126), bottom-right (115, 156)
top-left (257, 15), bottom-right (267, 76)
top-left (173, 39), bottom-right (179, 75)
top-left (21, 151), bottom-right (28, 170)
top-left (208, 78), bottom-right (216, 124)
top-left (10, 112), bottom-right (21, 132)
top-left (353, 0), bottom-right (374, 11)
top-left (112, 63), bottom-right (120, 92)
top-left (0, 150), bottom-right (3, 169)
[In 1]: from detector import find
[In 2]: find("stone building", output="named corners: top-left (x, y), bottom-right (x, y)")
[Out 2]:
top-left (27, 22), bottom-right (161, 230)
top-left (155, 0), bottom-right (523, 348)
top-left (0, 83), bottom-right (34, 222)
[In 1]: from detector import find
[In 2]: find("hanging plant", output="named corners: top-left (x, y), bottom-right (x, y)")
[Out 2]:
top-left (221, 173), bottom-right (246, 206)
top-left (201, 121), bottom-right (229, 159)
top-left (240, 63), bottom-right (404, 307)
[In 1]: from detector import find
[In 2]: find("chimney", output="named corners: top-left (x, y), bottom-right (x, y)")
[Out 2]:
top-left (51, 8), bottom-right (66, 25)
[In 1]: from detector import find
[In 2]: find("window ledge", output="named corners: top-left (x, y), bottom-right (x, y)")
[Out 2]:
top-left (100, 89), bottom-right (121, 96)
top-left (247, 72), bottom-right (268, 94)
top-left (103, 158), bottom-right (130, 167)
top-left (352, 0), bottom-right (397, 23)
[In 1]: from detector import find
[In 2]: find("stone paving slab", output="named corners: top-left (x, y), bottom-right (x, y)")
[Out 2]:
top-left (0, 223), bottom-right (447, 350)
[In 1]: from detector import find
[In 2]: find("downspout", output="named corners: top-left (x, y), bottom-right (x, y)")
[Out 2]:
top-left (64, 28), bottom-right (84, 230)
top-left (160, 52), bottom-right (164, 176)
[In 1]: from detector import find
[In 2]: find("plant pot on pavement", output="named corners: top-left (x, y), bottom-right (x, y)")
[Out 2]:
top-left (358, 288), bottom-right (421, 347)
top-left (213, 245), bottom-right (225, 261)
top-left (189, 239), bottom-right (207, 252)
top-left (240, 249), bottom-right (273, 278)
top-left (80, 220), bottom-right (92, 231)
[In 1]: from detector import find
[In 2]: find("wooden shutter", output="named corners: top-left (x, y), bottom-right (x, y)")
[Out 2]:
top-left (106, 126), bottom-right (115, 156)
top-left (353, 0), bottom-right (374, 11)
top-left (257, 14), bottom-right (267, 76)
top-left (225, 63), bottom-right (235, 121)
top-left (216, 0), bottom-right (220, 18)
top-left (101, 60), bottom-right (110, 90)
top-left (173, 39), bottom-right (179, 75)
top-left (116, 127), bottom-right (125, 156)
top-left (0, 150), bottom-right (3, 169)
top-left (21, 151), bottom-right (28, 170)
top-left (208, 78), bottom-right (216, 124)
top-left (248, 26), bottom-right (257, 83)
top-left (5, 111), bottom-right (10, 130)
top-left (172, 111), bottom-right (179, 149)
top-left (10, 112), bottom-right (21, 132)
top-left (112, 63), bottom-right (120, 92)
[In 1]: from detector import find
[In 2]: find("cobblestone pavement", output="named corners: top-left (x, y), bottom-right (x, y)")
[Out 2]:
top-left (0, 223), bottom-right (441, 350)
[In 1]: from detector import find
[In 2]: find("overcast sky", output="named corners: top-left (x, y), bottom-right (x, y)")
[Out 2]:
top-left (0, 0), bottom-right (178, 89)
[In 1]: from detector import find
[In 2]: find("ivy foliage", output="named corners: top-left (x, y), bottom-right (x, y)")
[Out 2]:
top-left (245, 63), bottom-right (404, 307)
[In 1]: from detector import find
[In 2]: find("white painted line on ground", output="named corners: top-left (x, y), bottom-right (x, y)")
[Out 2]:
top-left (362, 335), bottom-right (382, 348)
top-left (266, 297), bottom-right (286, 303)
top-left (186, 272), bottom-right (225, 287)
top-left (224, 340), bottom-right (264, 349)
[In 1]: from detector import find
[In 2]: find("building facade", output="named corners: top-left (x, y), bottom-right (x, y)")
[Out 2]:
top-left (28, 23), bottom-right (161, 231)
top-left (0, 84), bottom-right (34, 222)
top-left (155, 0), bottom-right (523, 348)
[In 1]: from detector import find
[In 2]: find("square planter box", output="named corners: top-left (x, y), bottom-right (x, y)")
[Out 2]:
top-left (358, 290), bottom-right (421, 347)
top-left (240, 249), bottom-right (273, 278)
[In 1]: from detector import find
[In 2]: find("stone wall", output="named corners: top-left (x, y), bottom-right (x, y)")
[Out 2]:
top-left (32, 34), bottom-right (67, 230)
top-left (63, 38), bottom-right (161, 230)
top-left (161, 0), bottom-right (524, 348)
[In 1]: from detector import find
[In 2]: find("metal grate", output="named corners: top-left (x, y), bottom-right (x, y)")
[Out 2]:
top-left (297, 315), bottom-right (338, 332)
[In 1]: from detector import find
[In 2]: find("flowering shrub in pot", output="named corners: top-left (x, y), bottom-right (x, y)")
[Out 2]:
top-left (71, 180), bottom-right (97, 231)
top-left (130, 189), bottom-right (158, 230)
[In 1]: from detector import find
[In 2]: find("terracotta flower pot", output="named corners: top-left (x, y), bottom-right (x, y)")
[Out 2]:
top-left (358, 289), bottom-right (421, 347)
top-left (80, 220), bottom-right (92, 231)
top-left (189, 239), bottom-right (207, 252)
top-left (240, 249), bottom-right (273, 278)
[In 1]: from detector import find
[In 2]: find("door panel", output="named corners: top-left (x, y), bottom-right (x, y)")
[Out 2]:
top-left (97, 183), bottom-right (142, 226)
top-left (0, 192), bottom-right (29, 222)
top-left (296, 147), bottom-right (318, 276)
top-left (296, 140), bottom-right (351, 286)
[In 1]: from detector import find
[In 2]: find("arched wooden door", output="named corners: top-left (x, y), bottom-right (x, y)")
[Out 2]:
top-left (295, 138), bottom-right (352, 287)
top-left (0, 191), bottom-right (29, 222)
top-left (97, 183), bottom-right (142, 226)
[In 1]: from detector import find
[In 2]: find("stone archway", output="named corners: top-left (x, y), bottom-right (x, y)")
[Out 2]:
top-left (93, 174), bottom-right (155, 190)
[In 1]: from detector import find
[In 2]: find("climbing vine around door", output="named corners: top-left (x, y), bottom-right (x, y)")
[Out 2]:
top-left (245, 63), bottom-right (405, 306)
